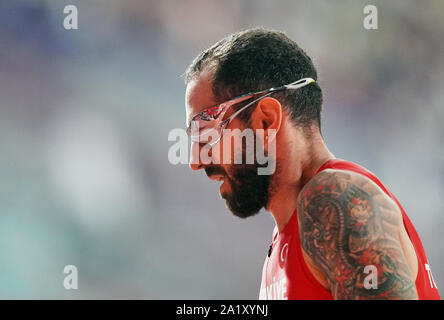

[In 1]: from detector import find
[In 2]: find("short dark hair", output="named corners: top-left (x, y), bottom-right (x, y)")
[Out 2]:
top-left (185, 27), bottom-right (323, 129)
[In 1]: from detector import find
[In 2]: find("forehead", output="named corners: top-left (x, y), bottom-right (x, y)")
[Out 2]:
top-left (185, 69), bottom-right (217, 125)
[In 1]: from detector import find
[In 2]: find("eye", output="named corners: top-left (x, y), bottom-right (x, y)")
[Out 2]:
top-left (199, 112), bottom-right (211, 121)
top-left (198, 105), bottom-right (225, 121)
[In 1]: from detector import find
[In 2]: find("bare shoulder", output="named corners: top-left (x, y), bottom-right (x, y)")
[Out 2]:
top-left (298, 169), bottom-right (403, 223)
top-left (296, 169), bottom-right (418, 299)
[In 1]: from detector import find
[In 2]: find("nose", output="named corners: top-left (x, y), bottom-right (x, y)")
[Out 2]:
top-left (189, 141), bottom-right (211, 171)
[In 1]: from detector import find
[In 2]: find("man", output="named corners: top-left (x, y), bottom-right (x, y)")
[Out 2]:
top-left (183, 28), bottom-right (440, 300)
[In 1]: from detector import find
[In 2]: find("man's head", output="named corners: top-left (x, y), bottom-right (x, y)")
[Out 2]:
top-left (184, 27), bottom-right (323, 218)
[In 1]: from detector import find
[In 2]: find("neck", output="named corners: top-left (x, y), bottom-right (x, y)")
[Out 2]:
top-left (266, 129), bottom-right (334, 233)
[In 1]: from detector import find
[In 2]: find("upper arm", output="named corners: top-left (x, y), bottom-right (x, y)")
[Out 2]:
top-left (297, 169), bottom-right (418, 300)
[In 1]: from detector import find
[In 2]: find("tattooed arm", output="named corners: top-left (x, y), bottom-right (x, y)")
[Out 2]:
top-left (297, 169), bottom-right (418, 300)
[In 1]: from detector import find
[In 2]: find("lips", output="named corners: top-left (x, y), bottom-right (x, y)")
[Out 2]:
top-left (219, 181), bottom-right (227, 195)
top-left (205, 166), bottom-right (225, 181)
top-left (208, 174), bottom-right (224, 182)
top-left (207, 174), bottom-right (227, 196)
top-left (208, 175), bottom-right (225, 189)
top-left (205, 167), bottom-right (228, 194)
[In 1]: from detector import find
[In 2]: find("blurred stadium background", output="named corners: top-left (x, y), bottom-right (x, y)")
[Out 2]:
top-left (0, 0), bottom-right (443, 299)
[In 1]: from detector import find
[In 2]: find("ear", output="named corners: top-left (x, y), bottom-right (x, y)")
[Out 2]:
top-left (250, 97), bottom-right (282, 141)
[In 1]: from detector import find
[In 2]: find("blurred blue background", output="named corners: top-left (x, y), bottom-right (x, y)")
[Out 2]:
top-left (0, 0), bottom-right (443, 299)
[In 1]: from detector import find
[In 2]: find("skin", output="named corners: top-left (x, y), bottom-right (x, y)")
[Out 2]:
top-left (185, 67), bottom-right (419, 299)
top-left (297, 169), bottom-right (418, 299)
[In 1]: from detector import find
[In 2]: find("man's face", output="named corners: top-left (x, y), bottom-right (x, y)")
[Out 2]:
top-left (185, 70), bottom-right (273, 218)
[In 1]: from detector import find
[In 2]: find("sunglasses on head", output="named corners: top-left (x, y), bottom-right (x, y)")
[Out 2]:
top-left (186, 77), bottom-right (315, 146)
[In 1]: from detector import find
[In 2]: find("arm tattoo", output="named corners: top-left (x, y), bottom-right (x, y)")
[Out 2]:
top-left (297, 170), bottom-right (418, 299)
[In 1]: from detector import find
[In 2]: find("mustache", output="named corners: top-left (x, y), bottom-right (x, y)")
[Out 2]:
top-left (205, 166), bottom-right (226, 178)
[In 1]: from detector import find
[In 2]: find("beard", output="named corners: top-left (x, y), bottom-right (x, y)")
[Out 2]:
top-left (224, 163), bottom-right (272, 218)
top-left (205, 159), bottom-right (276, 219)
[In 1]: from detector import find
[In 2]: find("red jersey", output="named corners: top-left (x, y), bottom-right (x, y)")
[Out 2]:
top-left (259, 158), bottom-right (440, 300)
